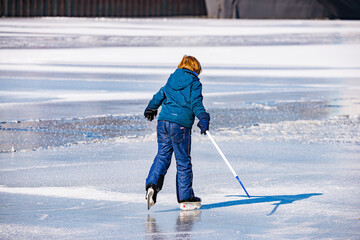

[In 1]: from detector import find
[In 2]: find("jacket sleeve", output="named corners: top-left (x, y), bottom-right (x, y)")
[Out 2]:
top-left (148, 87), bottom-right (166, 110)
top-left (190, 81), bottom-right (207, 117)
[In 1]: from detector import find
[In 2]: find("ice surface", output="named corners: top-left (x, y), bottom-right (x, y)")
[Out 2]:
top-left (0, 18), bottom-right (359, 239)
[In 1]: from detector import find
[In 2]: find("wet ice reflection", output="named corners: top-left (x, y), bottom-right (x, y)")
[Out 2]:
top-left (145, 211), bottom-right (201, 239)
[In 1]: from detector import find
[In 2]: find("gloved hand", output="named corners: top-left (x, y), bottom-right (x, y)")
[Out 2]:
top-left (144, 107), bottom-right (158, 121)
top-left (197, 112), bottom-right (210, 135)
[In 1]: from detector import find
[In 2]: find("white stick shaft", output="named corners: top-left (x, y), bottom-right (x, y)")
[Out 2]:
top-left (206, 131), bottom-right (237, 178)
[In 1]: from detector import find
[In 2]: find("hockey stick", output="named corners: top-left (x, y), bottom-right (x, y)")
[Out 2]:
top-left (206, 131), bottom-right (250, 198)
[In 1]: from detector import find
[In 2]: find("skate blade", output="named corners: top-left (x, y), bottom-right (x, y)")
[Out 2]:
top-left (146, 188), bottom-right (155, 210)
top-left (180, 202), bottom-right (201, 211)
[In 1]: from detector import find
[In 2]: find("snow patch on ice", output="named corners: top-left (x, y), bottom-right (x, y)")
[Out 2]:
top-left (1, 62), bottom-right (360, 78)
top-left (209, 117), bottom-right (360, 144)
top-left (0, 91), bottom-right (153, 105)
top-left (0, 185), bottom-right (173, 205)
top-left (0, 160), bottom-right (141, 172)
top-left (2, 113), bottom-right (358, 153)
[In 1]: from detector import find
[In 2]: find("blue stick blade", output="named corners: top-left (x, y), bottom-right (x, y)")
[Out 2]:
top-left (236, 176), bottom-right (251, 198)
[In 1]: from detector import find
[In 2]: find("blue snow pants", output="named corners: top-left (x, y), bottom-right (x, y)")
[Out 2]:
top-left (146, 120), bottom-right (195, 202)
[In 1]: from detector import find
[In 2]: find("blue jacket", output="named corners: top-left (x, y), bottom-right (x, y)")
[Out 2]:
top-left (147, 68), bottom-right (207, 129)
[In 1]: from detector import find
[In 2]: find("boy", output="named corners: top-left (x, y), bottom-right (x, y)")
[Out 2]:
top-left (144, 55), bottom-right (210, 211)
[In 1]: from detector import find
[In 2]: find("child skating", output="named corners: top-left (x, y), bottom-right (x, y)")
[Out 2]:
top-left (144, 55), bottom-right (210, 211)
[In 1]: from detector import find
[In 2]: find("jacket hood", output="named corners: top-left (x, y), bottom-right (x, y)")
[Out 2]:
top-left (166, 68), bottom-right (199, 91)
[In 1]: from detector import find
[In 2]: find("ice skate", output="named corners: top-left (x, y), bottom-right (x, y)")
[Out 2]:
top-left (146, 187), bottom-right (156, 210)
top-left (179, 197), bottom-right (202, 211)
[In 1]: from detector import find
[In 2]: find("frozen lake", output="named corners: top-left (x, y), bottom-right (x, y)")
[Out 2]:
top-left (0, 18), bottom-right (359, 239)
